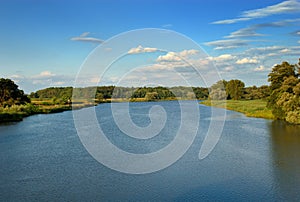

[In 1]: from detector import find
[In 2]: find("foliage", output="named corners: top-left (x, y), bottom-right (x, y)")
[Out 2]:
top-left (209, 80), bottom-right (227, 100)
top-left (0, 78), bottom-right (30, 107)
top-left (243, 85), bottom-right (270, 100)
top-left (267, 60), bottom-right (300, 124)
top-left (226, 79), bottom-right (245, 100)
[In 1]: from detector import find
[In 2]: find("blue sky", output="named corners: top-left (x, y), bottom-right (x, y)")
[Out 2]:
top-left (1, 0), bottom-right (300, 93)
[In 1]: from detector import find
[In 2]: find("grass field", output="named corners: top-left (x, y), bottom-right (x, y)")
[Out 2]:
top-left (201, 99), bottom-right (275, 120)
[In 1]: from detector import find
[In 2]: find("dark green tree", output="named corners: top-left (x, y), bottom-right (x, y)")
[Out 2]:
top-left (267, 60), bottom-right (300, 123)
top-left (0, 78), bottom-right (30, 107)
top-left (226, 79), bottom-right (245, 100)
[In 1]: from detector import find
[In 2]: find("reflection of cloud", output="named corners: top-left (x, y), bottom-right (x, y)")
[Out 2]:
top-left (128, 45), bottom-right (159, 54)
top-left (71, 32), bottom-right (104, 43)
top-left (212, 0), bottom-right (300, 24)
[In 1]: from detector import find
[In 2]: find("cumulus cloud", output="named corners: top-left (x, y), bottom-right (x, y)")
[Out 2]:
top-left (212, 0), bottom-right (300, 24)
top-left (236, 57), bottom-right (259, 64)
top-left (157, 52), bottom-right (181, 62)
top-left (71, 32), bottom-right (104, 43)
top-left (156, 49), bottom-right (199, 62)
top-left (128, 45), bottom-right (159, 54)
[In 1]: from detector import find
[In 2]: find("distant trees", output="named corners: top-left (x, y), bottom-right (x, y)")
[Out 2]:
top-left (243, 85), bottom-right (270, 100)
top-left (30, 86), bottom-right (209, 101)
top-left (209, 79), bottom-right (271, 101)
top-left (0, 78), bottom-right (30, 107)
top-left (267, 60), bottom-right (300, 124)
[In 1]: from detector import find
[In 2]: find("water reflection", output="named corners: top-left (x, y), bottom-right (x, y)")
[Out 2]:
top-left (269, 121), bottom-right (300, 200)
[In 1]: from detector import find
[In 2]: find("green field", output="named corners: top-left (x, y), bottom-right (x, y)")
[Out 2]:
top-left (201, 99), bottom-right (275, 120)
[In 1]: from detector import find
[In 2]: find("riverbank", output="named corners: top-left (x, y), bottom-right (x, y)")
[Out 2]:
top-left (0, 98), bottom-right (180, 123)
top-left (201, 99), bottom-right (275, 119)
top-left (0, 102), bottom-right (97, 123)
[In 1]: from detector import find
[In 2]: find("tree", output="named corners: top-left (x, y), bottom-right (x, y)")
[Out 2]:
top-left (267, 60), bottom-right (300, 124)
top-left (0, 78), bottom-right (30, 107)
top-left (209, 80), bottom-right (227, 100)
top-left (145, 92), bottom-right (159, 101)
top-left (226, 79), bottom-right (245, 100)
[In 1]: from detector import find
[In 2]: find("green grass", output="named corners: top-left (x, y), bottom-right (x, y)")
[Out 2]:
top-left (0, 100), bottom-right (97, 123)
top-left (201, 99), bottom-right (275, 120)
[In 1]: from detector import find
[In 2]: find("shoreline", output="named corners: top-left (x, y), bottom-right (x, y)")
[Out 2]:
top-left (0, 98), bottom-right (198, 123)
top-left (200, 99), bottom-right (275, 120)
top-left (1, 99), bottom-right (274, 124)
top-left (0, 102), bottom-right (97, 123)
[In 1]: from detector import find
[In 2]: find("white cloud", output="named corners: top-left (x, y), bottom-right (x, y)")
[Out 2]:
top-left (243, 0), bottom-right (300, 18)
top-left (162, 24), bottom-right (173, 28)
top-left (204, 39), bottom-right (249, 50)
top-left (212, 18), bottom-right (251, 24)
top-left (156, 49), bottom-right (199, 62)
top-left (32, 71), bottom-right (56, 79)
top-left (179, 49), bottom-right (199, 57)
top-left (208, 54), bottom-right (236, 61)
top-left (236, 57), bottom-right (259, 64)
top-left (128, 45), bottom-right (159, 54)
top-left (212, 0), bottom-right (300, 24)
top-left (280, 48), bottom-right (290, 53)
top-left (157, 52), bottom-right (181, 62)
top-left (71, 32), bottom-right (103, 43)
top-left (225, 27), bottom-right (264, 38)
top-left (224, 66), bottom-right (234, 72)
top-left (254, 65), bottom-right (266, 71)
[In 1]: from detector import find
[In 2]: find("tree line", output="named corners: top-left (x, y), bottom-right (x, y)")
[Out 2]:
top-left (1, 59), bottom-right (299, 124)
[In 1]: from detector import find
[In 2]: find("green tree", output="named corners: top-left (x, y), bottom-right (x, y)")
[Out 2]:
top-left (267, 60), bottom-right (300, 124)
top-left (0, 78), bottom-right (30, 107)
top-left (145, 92), bottom-right (159, 101)
top-left (226, 79), bottom-right (245, 100)
top-left (209, 80), bottom-right (227, 100)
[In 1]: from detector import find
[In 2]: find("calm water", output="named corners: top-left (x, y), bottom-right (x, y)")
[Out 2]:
top-left (0, 101), bottom-right (300, 201)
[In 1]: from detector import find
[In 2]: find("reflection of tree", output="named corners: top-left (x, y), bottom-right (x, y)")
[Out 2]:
top-left (269, 121), bottom-right (300, 201)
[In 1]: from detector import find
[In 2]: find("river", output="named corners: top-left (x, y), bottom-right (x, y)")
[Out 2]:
top-left (0, 101), bottom-right (299, 201)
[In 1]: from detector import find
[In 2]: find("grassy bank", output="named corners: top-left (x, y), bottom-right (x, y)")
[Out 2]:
top-left (0, 101), bottom-right (96, 123)
top-left (201, 99), bottom-right (275, 119)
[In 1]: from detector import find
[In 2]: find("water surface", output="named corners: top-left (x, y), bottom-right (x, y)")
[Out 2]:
top-left (0, 101), bottom-right (299, 201)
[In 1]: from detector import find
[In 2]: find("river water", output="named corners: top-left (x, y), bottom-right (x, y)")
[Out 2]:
top-left (0, 101), bottom-right (299, 201)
